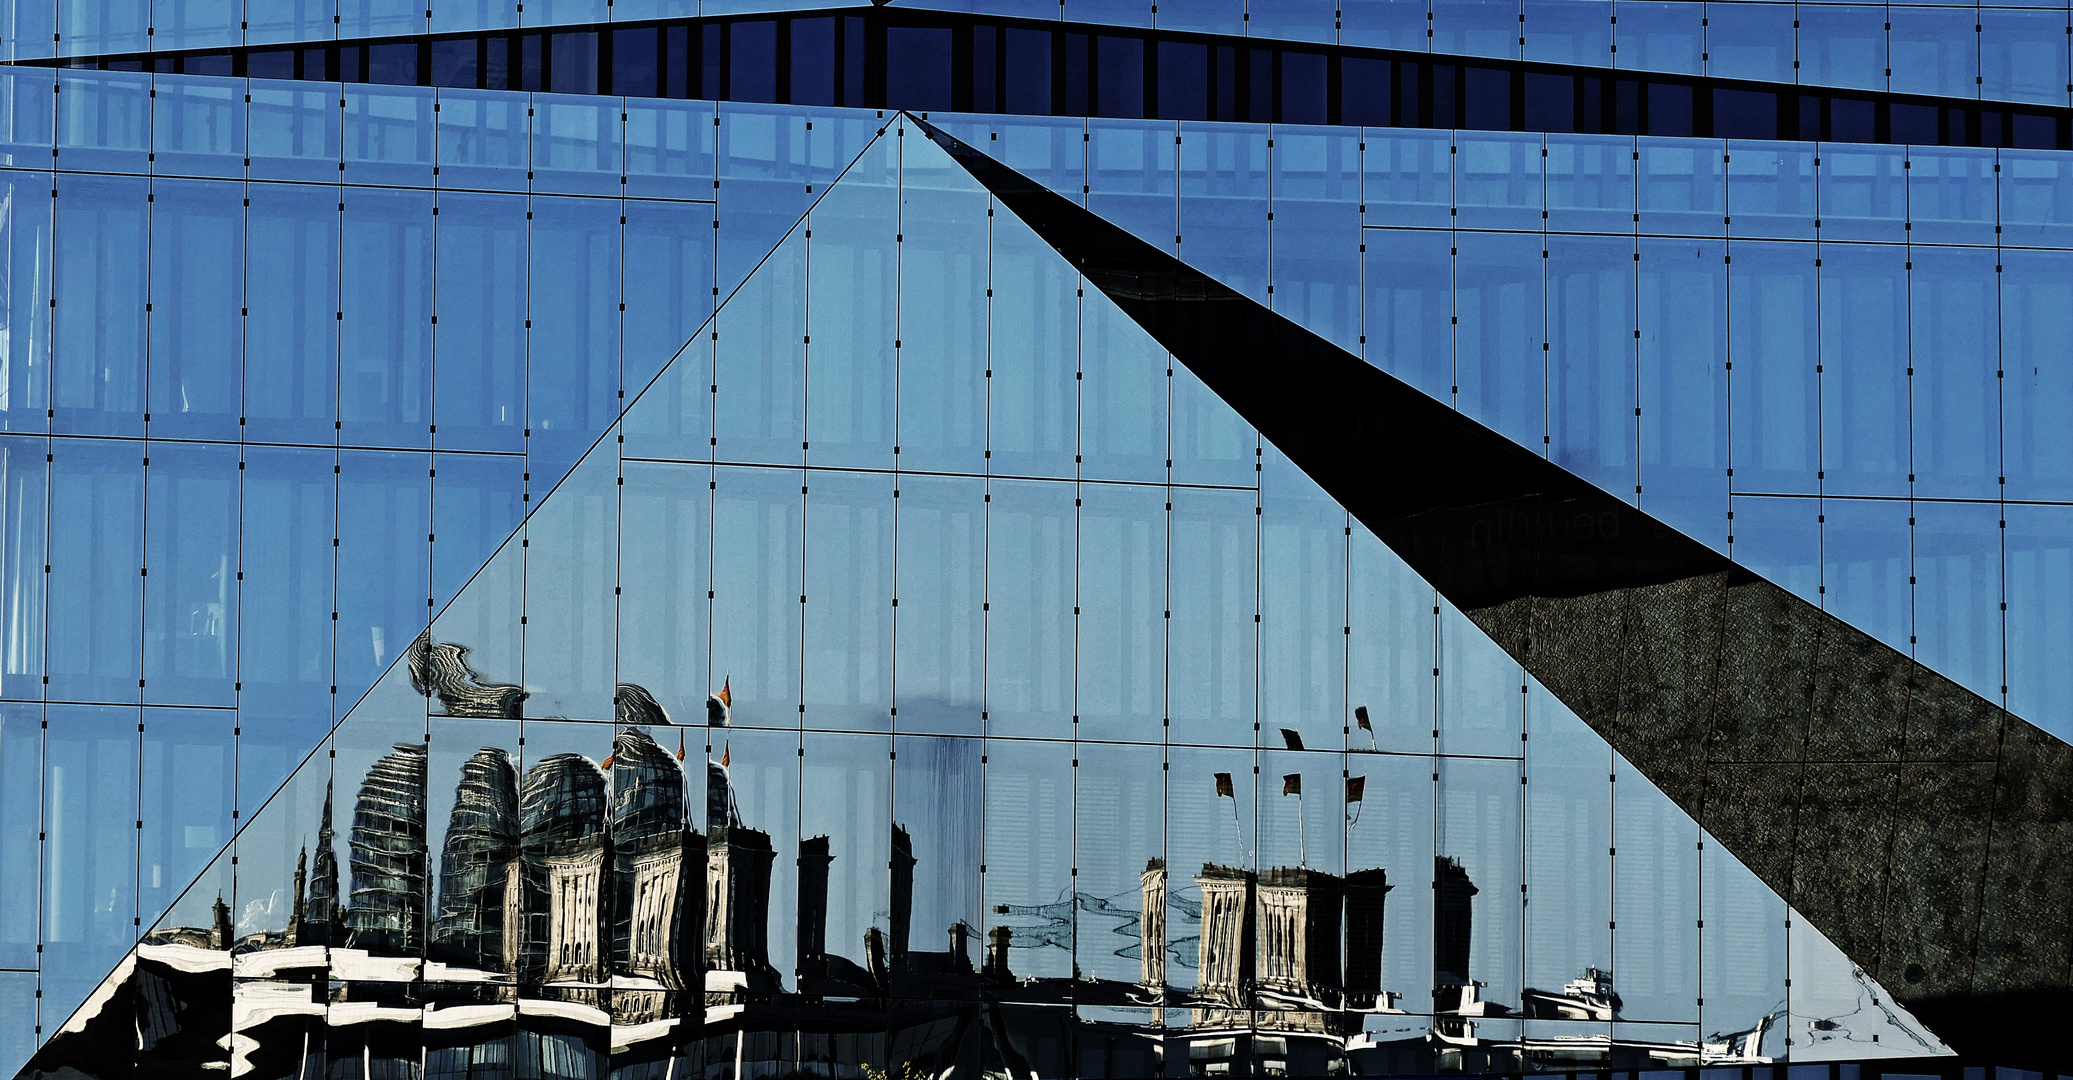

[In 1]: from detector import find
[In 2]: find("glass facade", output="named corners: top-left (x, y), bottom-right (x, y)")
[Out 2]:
top-left (1, 2), bottom-right (2068, 1077)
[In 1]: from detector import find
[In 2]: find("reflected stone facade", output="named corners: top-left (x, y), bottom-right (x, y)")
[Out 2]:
top-left (343, 743), bottom-right (429, 955)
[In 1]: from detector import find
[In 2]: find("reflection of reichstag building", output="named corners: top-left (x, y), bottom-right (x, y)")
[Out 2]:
top-left (26, 650), bottom-right (1778, 1079)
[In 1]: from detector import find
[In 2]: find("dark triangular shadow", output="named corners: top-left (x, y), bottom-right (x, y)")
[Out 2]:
top-left (913, 115), bottom-right (2073, 1067)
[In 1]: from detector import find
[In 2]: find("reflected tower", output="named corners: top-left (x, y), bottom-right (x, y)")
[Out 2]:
top-left (432, 747), bottom-right (519, 970)
top-left (344, 743), bottom-right (430, 955)
top-left (1434, 856), bottom-right (1478, 992)
top-left (609, 727), bottom-right (704, 990)
top-left (514, 753), bottom-right (608, 984)
top-left (304, 775), bottom-right (343, 944)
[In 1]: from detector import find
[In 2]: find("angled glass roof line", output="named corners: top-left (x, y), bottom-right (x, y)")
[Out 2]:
top-left (912, 112), bottom-right (2073, 1070)
top-left (4, 120), bottom-right (895, 1060)
top-left (21, 6), bottom-right (2073, 151)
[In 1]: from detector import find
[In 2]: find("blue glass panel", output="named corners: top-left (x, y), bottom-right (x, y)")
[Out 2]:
top-left (1818, 242), bottom-right (1908, 498)
top-left (1072, 739), bottom-right (1161, 985)
top-left (1912, 500), bottom-right (2002, 703)
top-left (1638, 236), bottom-right (1727, 550)
top-left (153, 0), bottom-right (238, 51)
top-left (1729, 494), bottom-right (1820, 606)
top-left (985, 479), bottom-right (1075, 742)
top-left (1705, 2), bottom-right (1796, 84)
top-left (800, 730), bottom-right (889, 982)
top-left (0, 171), bottom-right (52, 433)
top-left (984, 738), bottom-right (1073, 981)
top-left (1152, 0), bottom-right (1242, 35)
top-left (1345, 751), bottom-right (1432, 1003)
top-left (432, 191), bottom-right (526, 454)
top-left (608, 0), bottom-right (692, 23)
top-left (1, 1), bottom-right (55, 65)
top-left (1726, 140), bottom-right (1816, 241)
top-left (1525, 0), bottom-right (1611, 66)
top-left (617, 459), bottom-right (709, 724)
top-left (716, 103), bottom-right (816, 299)
top-left (429, 449), bottom-right (522, 607)
top-left (1636, 137), bottom-right (1725, 236)
top-left (0, 971), bottom-right (28, 1078)
top-left (801, 467), bottom-right (890, 733)
top-left (2006, 504), bottom-right (2073, 739)
top-left (0, 703), bottom-right (37, 967)
top-left (1612, 758), bottom-right (1698, 1022)
top-left (1168, 360), bottom-right (1253, 488)
top-left (802, 135), bottom-right (894, 472)
top-left (338, 0), bottom-right (419, 39)
top-left (988, 207), bottom-right (1078, 479)
top-left (1616, 0), bottom-right (1704, 75)
top-left (712, 220), bottom-right (804, 467)
top-left (335, 449), bottom-right (431, 703)
top-left (2004, 247), bottom-right (2073, 503)
top-left (1817, 144), bottom-right (1906, 244)
top-left (1433, 0), bottom-right (1520, 59)
top-left (236, 446), bottom-right (334, 723)
top-left (245, 181), bottom-right (340, 446)
top-left (1348, 523), bottom-right (1433, 755)
top-left (2001, 148), bottom-right (2073, 248)
top-left (147, 177), bottom-right (243, 443)
top-left (1437, 754), bottom-right (1523, 1006)
top-left (1544, 133), bottom-right (1634, 235)
top-left (520, 449), bottom-right (615, 722)
top-left (249, 82), bottom-right (344, 185)
top-left (1176, 123), bottom-right (1268, 304)
top-left (1437, 598), bottom-right (1517, 759)
top-left (1080, 288), bottom-right (1167, 484)
top-left (527, 195), bottom-right (621, 474)
top-left (1797, 5), bottom-right (1886, 93)
top-left (1342, 0), bottom-right (1435, 52)
top-left (1164, 484), bottom-right (1255, 754)
top-left (341, 187), bottom-right (433, 449)
top-left (1524, 685), bottom-right (1611, 1004)
top-left (615, 206), bottom-right (712, 429)
top-left (0, 436), bottom-right (44, 699)
top-left (1822, 495), bottom-right (1911, 655)
top-left (624, 98), bottom-right (715, 202)
top-left (248, 0), bottom-right (333, 45)
top-left (1547, 233), bottom-right (1637, 502)
top-left (51, 173), bottom-right (146, 438)
top-left (1908, 147), bottom-right (1998, 248)
top-left (897, 144), bottom-right (989, 477)
top-left (58, 0), bottom-right (145, 57)
top-left (531, 95), bottom-right (622, 198)
top-left (138, 706), bottom-right (233, 928)
top-left (40, 703), bottom-right (137, 1015)
top-left (1889, 6), bottom-right (1980, 101)
top-left (1453, 132), bottom-right (1541, 233)
top-left (1258, 450), bottom-right (1344, 752)
top-left (434, 89), bottom-right (529, 194)
top-left (1076, 480), bottom-right (1163, 743)
top-left (1362, 224), bottom-right (1451, 399)
top-left (618, 298), bottom-right (712, 465)
top-left (1086, 120), bottom-right (1175, 255)
top-left (1701, 832), bottom-right (1787, 1047)
top-left (1981, 7), bottom-right (2070, 108)
top-left (142, 441), bottom-right (236, 706)
top-left (431, 0), bottom-right (515, 34)
top-left (149, 77), bottom-right (243, 178)
top-left (1271, 129), bottom-right (1363, 354)
top-left (888, 482), bottom-right (981, 742)
top-left (1364, 130), bottom-right (1450, 230)
top-left (892, 742), bottom-right (983, 965)
top-left (1454, 229), bottom-right (1544, 448)
top-left (1910, 246), bottom-right (1999, 502)
top-left (531, 0), bottom-right (604, 27)
top-left (425, 515), bottom-right (521, 700)
top-left (709, 464), bottom-right (802, 730)
top-left (46, 437), bottom-right (140, 703)
top-left (0, 70), bottom-right (53, 168)
top-left (1727, 240), bottom-right (1819, 495)
top-left (343, 85), bottom-right (435, 189)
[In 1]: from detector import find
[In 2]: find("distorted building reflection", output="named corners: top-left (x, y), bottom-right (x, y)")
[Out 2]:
top-left (25, 656), bottom-right (1795, 1079)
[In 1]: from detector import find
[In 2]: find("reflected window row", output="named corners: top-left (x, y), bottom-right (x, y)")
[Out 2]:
top-left (41, 10), bottom-right (2073, 150)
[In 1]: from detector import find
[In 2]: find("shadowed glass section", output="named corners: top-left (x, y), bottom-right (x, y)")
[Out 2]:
top-left (917, 114), bottom-right (2025, 1067)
